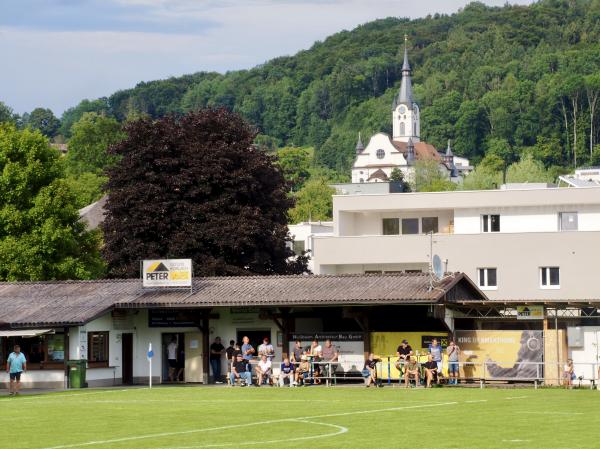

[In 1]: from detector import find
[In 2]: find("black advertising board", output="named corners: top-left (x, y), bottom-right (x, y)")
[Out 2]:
top-left (148, 309), bottom-right (200, 327)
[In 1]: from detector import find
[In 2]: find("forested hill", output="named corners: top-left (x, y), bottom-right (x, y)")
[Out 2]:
top-left (59, 0), bottom-right (600, 174)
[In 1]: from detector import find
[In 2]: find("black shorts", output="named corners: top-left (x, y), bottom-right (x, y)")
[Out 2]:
top-left (9, 372), bottom-right (22, 381)
top-left (168, 359), bottom-right (177, 368)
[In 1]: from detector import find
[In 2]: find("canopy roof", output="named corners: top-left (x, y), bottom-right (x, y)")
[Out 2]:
top-left (0, 273), bottom-right (486, 329)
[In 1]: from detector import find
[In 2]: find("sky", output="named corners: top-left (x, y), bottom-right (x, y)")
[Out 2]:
top-left (0, 0), bottom-right (536, 115)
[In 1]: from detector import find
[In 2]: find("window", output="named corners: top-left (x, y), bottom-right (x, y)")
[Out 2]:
top-left (365, 270), bottom-right (383, 274)
top-left (482, 214), bottom-right (500, 233)
top-left (477, 268), bottom-right (497, 290)
top-left (376, 149), bottom-right (385, 159)
top-left (399, 122), bottom-right (405, 135)
top-left (422, 217), bottom-right (439, 234)
top-left (413, 122), bottom-right (417, 135)
top-left (402, 218), bottom-right (419, 234)
top-left (292, 240), bottom-right (305, 256)
top-left (359, 178), bottom-right (364, 183)
top-left (540, 267), bottom-right (560, 289)
top-left (88, 332), bottom-right (109, 365)
top-left (559, 212), bottom-right (578, 231)
top-left (382, 218), bottom-right (399, 235)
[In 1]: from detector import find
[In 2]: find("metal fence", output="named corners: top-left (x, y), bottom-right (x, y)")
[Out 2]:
top-left (231, 357), bottom-right (600, 388)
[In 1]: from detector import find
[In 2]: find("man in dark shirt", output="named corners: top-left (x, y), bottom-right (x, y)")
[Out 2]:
top-left (363, 353), bottom-right (381, 387)
top-left (423, 354), bottom-right (439, 387)
top-left (209, 337), bottom-right (225, 383)
top-left (230, 354), bottom-right (252, 386)
top-left (291, 340), bottom-right (304, 365)
top-left (395, 339), bottom-right (414, 372)
top-left (225, 340), bottom-right (236, 362)
top-left (279, 357), bottom-right (295, 387)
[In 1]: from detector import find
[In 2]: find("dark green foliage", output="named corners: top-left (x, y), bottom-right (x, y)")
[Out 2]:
top-left (102, 109), bottom-right (308, 278)
top-left (27, 108), bottom-right (61, 138)
top-left (55, 1), bottom-right (600, 175)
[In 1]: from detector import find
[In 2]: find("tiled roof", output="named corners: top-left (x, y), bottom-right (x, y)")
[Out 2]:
top-left (0, 273), bottom-right (485, 328)
top-left (391, 141), bottom-right (441, 161)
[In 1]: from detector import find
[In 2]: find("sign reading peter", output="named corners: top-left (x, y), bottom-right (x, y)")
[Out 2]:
top-left (142, 259), bottom-right (192, 288)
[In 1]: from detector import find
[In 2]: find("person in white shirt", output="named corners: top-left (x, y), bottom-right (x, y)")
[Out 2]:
top-left (257, 337), bottom-right (275, 360)
top-left (167, 338), bottom-right (178, 382)
top-left (255, 355), bottom-right (272, 386)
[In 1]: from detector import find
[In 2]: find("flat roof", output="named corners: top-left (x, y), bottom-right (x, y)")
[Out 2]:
top-left (333, 185), bottom-right (600, 212)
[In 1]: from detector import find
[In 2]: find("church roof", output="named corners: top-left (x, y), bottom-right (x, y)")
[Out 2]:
top-left (391, 140), bottom-right (441, 162)
top-left (393, 36), bottom-right (414, 110)
top-left (367, 169), bottom-right (389, 181)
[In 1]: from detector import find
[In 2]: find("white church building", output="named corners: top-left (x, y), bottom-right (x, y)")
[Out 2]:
top-left (352, 38), bottom-right (471, 184)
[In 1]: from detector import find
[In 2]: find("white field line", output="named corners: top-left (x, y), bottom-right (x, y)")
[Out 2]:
top-left (502, 440), bottom-right (532, 443)
top-left (158, 419), bottom-right (348, 449)
top-left (38, 401), bottom-right (458, 449)
top-left (515, 411), bottom-right (583, 416)
top-left (1, 389), bottom-right (134, 403)
top-left (504, 396), bottom-right (528, 400)
top-left (464, 400), bottom-right (488, 403)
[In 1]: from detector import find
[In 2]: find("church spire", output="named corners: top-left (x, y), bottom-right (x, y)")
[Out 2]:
top-left (355, 132), bottom-right (364, 154)
top-left (395, 34), bottom-right (414, 109)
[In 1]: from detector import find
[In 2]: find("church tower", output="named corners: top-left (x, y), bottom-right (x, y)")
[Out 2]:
top-left (392, 35), bottom-right (420, 143)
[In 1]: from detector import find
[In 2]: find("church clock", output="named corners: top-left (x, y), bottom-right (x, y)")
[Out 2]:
top-left (398, 105), bottom-right (406, 114)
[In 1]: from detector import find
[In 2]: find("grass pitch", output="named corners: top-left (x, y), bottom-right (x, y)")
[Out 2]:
top-left (1, 386), bottom-right (598, 449)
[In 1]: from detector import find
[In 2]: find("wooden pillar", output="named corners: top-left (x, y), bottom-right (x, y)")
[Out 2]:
top-left (201, 315), bottom-right (209, 383)
top-left (63, 326), bottom-right (70, 388)
top-left (281, 308), bottom-right (294, 359)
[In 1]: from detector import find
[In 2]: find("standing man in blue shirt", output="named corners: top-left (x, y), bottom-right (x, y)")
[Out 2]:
top-left (428, 338), bottom-right (443, 384)
top-left (241, 336), bottom-right (255, 371)
top-left (6, 345), bottom-right (27, 396)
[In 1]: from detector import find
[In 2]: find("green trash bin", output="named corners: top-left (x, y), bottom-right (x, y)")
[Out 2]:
top-left (67, 360), bottom-right (87, 388)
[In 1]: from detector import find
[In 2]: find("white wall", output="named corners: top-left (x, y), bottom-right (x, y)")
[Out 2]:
top-left (567, 327), bottom-right (600, 384)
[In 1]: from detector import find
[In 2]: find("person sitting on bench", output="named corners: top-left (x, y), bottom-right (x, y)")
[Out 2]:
top-left (230, 353), bottom-right (252, 386)
top-left (255, 355), bottom-right (272, 386)
top-left (363, 353), bottom-right (381, 387)
top-left (423, 354), bottom-right (439, 388)
top-left (404, 356), bottom-right (421, 388)
top-left (279, 357), bottom-right (295, 387)
top-left (295, 349), bottom-right (311, 385)
top-left (395, 339), bottom-right (414, 372)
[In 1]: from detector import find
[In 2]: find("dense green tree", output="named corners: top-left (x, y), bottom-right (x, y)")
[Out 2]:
top-left (275, 146), bottom-right (313, 192)
top-left (59, 98), bottom-right (111, 138)
top-left (102, 109), bottom-right (308, 278)
top-left (64, 173), bottom-right (107, 209)
top-left (27, 108), bottom-right (61, 138)
top-left (0, 124), bottom-right (104, 280)
top-left (0, 101), bottom-right (17, 124)
top-left (288, 177), bottom-right (336, 224)
top-left (64, 112), bottom-right (125, 176)
top-left (413, 160), bottom-right (457, 192)
top-left (389, 168), bottom-right (411, 192)
top-left (505, 153), bottom-right (555, 184)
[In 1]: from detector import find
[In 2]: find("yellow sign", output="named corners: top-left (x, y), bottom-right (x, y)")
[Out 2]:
top-left (370, 332), bottom-right (448, 379)
top-left (142, 259), bottom-right (192, 287)
top-left (516, 305), bottom-right (544, 320)
top-left (456, 330), bottom-right (543, 379)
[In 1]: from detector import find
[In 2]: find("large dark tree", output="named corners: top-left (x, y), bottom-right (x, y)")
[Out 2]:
top-left (102, 108), bottom-right (308, 277)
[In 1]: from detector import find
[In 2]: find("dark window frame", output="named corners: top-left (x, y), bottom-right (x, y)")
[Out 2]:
top-left (401, 218), bottom-right (419, 235)
top-left (422, 217), bottom-right (439, 234)
top-left (382, 218), bottom-right (400, 235)
top-left (88, 331), bottom-right (109, 367)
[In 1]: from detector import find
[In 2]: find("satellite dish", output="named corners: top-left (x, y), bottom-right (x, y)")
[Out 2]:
top-left (432, 254), bottom-right (443, 279)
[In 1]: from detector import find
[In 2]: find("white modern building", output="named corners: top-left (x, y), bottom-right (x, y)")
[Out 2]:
top-left (288, 221), bottom-right (333, 272)
top-left (311, 185), bottom-right (600, 301)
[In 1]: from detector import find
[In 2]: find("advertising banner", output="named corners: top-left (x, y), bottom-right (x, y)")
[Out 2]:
top-left (288, 332), bottom-right (364, 373)
top-left (142, 259), bottom-right (192, 288)
top-left (370, 331), bottom-right (449, 379)
top-left (455, 330), bottom-right (544, 379)
top-left (516, 306), bottom-right (544, 320)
